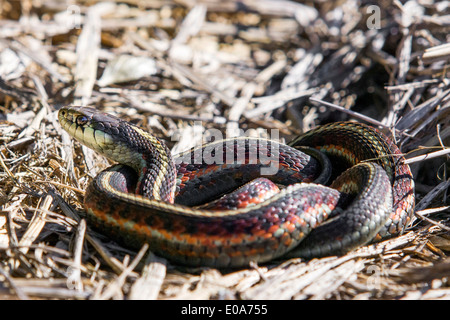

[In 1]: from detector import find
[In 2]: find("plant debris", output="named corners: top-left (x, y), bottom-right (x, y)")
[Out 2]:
top-left (0, 0), bottom-right (449, 300)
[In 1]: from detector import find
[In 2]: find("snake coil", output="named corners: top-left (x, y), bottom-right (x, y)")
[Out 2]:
top-left (59, 106), bottom-right (415, 268)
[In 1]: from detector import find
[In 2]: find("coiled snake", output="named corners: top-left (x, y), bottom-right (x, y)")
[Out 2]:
top-left (59, 106), bottom-right (415, 268)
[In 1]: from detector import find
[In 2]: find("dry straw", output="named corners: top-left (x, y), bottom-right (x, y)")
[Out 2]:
top-left (0, 0), bottom-right (448, 300)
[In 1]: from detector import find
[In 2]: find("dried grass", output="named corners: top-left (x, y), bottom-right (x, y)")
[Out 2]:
top-left (0, 0), bottom-right (449, 300)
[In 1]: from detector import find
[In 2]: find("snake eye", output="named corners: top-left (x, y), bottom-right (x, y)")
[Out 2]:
top-left (76, 115), bottom-right (89, 126)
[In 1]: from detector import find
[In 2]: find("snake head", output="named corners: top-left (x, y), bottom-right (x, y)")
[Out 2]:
top-left (58, 106), bottom-right (120, 152)
top-left (58, 106), bottom-right (177, 201)
top-left (58, 104), bottom-right (148, 160)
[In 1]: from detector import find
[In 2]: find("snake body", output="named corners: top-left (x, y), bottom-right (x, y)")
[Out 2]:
top-left (58, 106), bottom-right (415, 267)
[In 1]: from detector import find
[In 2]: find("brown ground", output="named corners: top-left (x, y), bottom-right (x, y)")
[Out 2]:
top-left (0, 0), bottom-right (449, 299)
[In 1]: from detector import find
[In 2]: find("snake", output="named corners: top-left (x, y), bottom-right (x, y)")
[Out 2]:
top-left (58, 106), bottom-right (415, 268)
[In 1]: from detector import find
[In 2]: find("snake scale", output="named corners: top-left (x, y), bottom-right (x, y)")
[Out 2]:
top-left (58, 106), bottom-right (415, 268)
